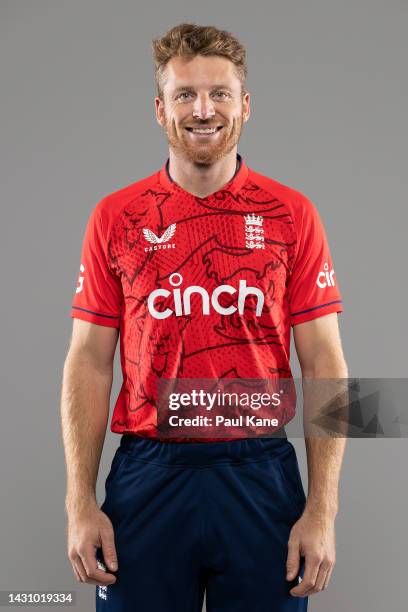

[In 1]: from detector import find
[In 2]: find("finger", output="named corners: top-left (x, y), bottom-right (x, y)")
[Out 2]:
top-left (72, 556), bottom-right (87, 583)
top-left (74, 555), bottom-right (109, 586)
top-left (78, 545), bottom-right (116, 585)
top-left (290, 555), bottom-right (321, 597)
top-left (71, 562), bottom-right (82, 583)
top-left (100, 527), bottom-right (118, 572)
top-left (286, 538), bottom-right (300, 581)
top-left (75, 555), bottom-right (115, 586)
top-left (314, 562), bottom-right (331, 593)
top-left (323, 564), bottom-right (334, 590)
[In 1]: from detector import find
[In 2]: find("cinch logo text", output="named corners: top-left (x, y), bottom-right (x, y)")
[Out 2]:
top-left (75, 263), bottom-right (85, 294)
top-left (147, 273), bottom-right (265, 320)
top-left (316, 262), bottom-right (336, 288)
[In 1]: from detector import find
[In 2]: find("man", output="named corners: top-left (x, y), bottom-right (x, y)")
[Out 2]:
top-left (61, 23), bottom-right (347, 612)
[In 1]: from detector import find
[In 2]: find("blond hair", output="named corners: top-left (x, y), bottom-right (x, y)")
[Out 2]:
top-left (151, 23), bottom-right (247, 98)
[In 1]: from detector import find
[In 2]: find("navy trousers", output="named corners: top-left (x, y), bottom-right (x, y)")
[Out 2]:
top-left (95, 435), bottom-right (308, 611)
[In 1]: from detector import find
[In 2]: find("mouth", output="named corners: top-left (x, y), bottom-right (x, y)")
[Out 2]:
top-left (184, 125), bottom-right (224, 136)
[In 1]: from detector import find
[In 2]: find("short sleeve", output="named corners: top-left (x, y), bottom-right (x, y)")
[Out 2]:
top-left (287, 196), bottom-right (343, 326)
top-left (70, 201), bottom-right (122, 328)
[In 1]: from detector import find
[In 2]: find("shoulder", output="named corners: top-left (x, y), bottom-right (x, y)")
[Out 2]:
top-left (90, 170), bottom-right (161, 230)
top-left (247, 167), bottom-right (319, 223)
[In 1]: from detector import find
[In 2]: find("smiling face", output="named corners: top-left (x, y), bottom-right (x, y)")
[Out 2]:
top-left (155, 55), bottom-right (250, 165)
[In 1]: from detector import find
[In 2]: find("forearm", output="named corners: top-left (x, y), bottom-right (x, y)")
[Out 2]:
top-left (60, 348), bottom-right (112, 517)
top-left (302, 357), bottom-right (348, 519)
top-left (304, 437), bottom-right (346, 519)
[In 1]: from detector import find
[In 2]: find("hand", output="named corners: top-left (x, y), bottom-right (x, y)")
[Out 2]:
top-left (67, 501), bottom-right (118, 585)
top-left (286, 508), bottom-right (336, 597)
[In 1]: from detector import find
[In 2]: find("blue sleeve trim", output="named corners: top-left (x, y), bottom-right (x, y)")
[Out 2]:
top-left (291, 300), bottom-right (343, 317)
top-left (71, 306), bottom-right (120, 319)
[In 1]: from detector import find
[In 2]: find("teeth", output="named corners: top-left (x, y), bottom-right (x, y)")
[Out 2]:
top-left (191, 128), bottom-right (217, 134)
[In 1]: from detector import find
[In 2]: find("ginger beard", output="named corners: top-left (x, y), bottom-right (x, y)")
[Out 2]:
top-left (162, 106), bottom-right (245, 165)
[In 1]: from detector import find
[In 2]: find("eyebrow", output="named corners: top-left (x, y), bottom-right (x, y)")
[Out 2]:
top-left (172, 84), bottom-right (233, 93)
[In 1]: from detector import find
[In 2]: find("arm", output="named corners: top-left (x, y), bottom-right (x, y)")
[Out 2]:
top-left (60, 318), bottom-right (119, 585)
top-left (286, 312), bottom-right (348, 597)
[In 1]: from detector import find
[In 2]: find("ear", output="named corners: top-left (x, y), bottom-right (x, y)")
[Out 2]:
top-left (242, 91), bottom-right (251, 123)
top-left (155, 96), bottom-right (165, 127)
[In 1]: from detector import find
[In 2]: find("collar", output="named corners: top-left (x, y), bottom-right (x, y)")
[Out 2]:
top-left (158, 153), bottom-right (249, 198)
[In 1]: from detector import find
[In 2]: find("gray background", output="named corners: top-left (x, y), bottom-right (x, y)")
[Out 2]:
top-left (0, 0), bottom-right (406, 610)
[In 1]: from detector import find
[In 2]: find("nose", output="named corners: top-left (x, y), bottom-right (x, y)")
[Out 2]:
top-left (192, 93), bottom-right (216, 120)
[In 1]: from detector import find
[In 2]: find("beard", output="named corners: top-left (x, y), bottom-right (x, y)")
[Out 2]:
top-left (163, 110), bottom-right (245, 165)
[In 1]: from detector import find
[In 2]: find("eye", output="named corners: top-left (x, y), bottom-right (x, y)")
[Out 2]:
top-left (213, 91), bottom-right (229, 99)
top-left (176, 91), bottom-right (193, 100)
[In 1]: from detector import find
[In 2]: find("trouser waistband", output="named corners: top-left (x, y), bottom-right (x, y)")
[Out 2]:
top-left (119, 430), bottom-right (289, 467)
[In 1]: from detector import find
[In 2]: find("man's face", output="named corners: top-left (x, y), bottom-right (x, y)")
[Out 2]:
top-left (155, 55), bottom-right (250, 165)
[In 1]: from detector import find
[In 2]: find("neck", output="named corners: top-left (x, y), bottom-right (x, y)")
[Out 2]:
top-left (167, 148), bottom-right (239, 198)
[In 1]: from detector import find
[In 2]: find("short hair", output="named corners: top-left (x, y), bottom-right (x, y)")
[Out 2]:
top-left (151, 23), bottom-right (248, 99)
